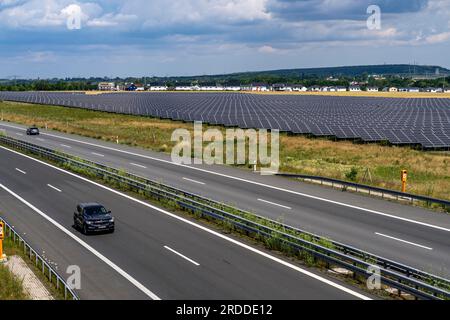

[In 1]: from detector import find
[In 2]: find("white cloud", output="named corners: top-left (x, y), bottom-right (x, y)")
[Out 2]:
top-left (426, 31), bottom-right (450, 43)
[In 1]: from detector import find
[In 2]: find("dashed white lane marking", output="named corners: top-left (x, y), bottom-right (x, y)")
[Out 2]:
top-left (47, 184), bottom-right (62, 193)
top-left (36, 138), bottom-right (45, 141)
top-left (182, 177), bottom-right (205, 185)
top-left (60, 144), bottom-right (72, 148)
top-left (15, 168), bottom-right (27, 175)
top-left (258, 198), bottom-right (292, 210)
top-left (375, 232), bottom-right (433, 250)
top-left (164, 246), bottom-right (200, 266)
top-left (15, 133), bottom-right (23, 136)
top-left (92, 152), bottom-right (105, 157)
top-left (130, 163), bottom-right (147, 169)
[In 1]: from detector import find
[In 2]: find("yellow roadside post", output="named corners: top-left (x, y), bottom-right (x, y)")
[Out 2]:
top-left (401, 170), bottom-right (408, 193)
top-left (0, 221), bottom-right (6, 263)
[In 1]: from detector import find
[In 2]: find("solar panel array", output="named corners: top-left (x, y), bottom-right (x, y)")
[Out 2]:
top-left (1, 91), bottom-right (449, 148)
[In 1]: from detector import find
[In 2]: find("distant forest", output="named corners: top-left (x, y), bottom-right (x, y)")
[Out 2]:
top-left (1, 64), bottom-right (449, 91)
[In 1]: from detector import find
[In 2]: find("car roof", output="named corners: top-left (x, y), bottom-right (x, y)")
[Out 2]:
top-left (78, 203), bottom-right (104, 208)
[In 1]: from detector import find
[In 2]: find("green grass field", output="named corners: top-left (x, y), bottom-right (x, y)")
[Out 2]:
top-left (0, 100), bottom-right (449, 201)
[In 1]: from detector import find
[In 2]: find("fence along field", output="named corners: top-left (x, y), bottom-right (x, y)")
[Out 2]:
top-left (0, 91), bottom-right (449, 149)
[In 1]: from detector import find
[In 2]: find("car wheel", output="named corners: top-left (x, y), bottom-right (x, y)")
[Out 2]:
top-left (83, 224), bottom-right (88, 235)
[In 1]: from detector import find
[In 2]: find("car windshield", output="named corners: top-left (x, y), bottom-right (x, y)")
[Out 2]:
top-left (84, 206), bottom-right (108, 216)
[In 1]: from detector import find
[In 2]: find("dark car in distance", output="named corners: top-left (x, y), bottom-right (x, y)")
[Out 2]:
top-left (74, 203), bottom-right (115, 234)
top-left (26, 127), bottom-right (40, 135)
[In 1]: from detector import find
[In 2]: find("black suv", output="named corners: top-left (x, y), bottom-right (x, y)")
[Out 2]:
top-left (74, 203), bottom-right (115, 234)
top-left (26, 127), bottom-right (40, 135)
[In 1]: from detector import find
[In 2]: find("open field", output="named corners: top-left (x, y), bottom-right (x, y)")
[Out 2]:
top-left (1, 100), bottom-right (449, 201)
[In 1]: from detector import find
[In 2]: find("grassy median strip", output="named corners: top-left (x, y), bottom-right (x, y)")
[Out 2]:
top-left (1, 100), bottom-right (449, 202)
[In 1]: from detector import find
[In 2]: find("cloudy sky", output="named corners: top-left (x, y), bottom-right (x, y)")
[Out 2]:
top-left (0, 0), bottom-right (449, 78)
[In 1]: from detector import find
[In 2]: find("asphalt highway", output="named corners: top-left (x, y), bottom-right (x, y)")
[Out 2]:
top-left (1, 121), bottom-right (449, 278)
top-left (0, 145), bottom-right (371, 300)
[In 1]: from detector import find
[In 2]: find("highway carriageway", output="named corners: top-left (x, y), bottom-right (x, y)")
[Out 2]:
top-left (1, 121), bottom-right (450, 278)
top-left (0, 146), bottom-right (372, 300)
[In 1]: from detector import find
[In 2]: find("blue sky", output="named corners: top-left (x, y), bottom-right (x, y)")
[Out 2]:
top-left (0, 0), bottom-right (449, 78)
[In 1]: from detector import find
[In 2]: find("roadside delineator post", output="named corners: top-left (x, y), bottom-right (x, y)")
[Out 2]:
top-left (0, 221), bottom-right (7, 263)
top-left (401, 169), bottom-right (408, 193)
top-left (116, 136), bottom-right (119, 144)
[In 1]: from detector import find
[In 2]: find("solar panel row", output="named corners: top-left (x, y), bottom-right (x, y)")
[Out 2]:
top-left (0, 91), bottom-right (449, 149)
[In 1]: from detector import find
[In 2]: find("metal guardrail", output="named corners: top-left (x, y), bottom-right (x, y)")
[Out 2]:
top-left (0, 217), bottom-right (79, 300)
top-left (1, 135), bottom-right (449, 300)
top-left (276, 173), bottom-right (450, 210)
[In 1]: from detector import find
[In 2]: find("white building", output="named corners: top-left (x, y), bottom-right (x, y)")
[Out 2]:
top-left (367, 87), bottom-right (379, 92)
top-left (291, 85), bottom-right (308, 92)
top-left (408, 87), bottom-right (420, 93)
top-left (425, 87), bottom-right (440, 93)
top-left (336, 86), bottom-right (347, 92)
top-left (98, 82), bottom-right (115, 91)
top-left (241, 83), bottom-right (269, 91)
top-left (175, 86), bottom-right (195, 91)
top-left (388, 87), bottom-right (398, 92)
top-left (349, 86), bottom-right (361, 92)
top-left (149, 86), bottom-right (168, 91)
top-left (224, 86), bottom-right (241, 91)
top-left (199, 86), bottom-right (225, 91)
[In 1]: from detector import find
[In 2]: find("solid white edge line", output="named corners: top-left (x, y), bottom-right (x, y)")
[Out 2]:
top-left (164, 246), bottom-right (200, 266)
top-left (0, 144), bottom-right (371, 300)
top-left (0, 183), bottom-right (161, 300)
top-left (0, 123), bottom-right (443, 233)
top-left (15, 168), bottom-right (27, 174)
top-left (375, 232), bottom-right (433, 250)
top-left (47, 184), bottom-right (62, 193)
top-left (258, 198), bottom-right (292, 210)
top-left (182, 177), bottom-right (206, 185)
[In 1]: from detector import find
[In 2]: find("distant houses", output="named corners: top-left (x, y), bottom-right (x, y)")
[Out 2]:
top-left (96, 82), bottom-right (450, 93)
top-left (98, 82), bottom-right (116, 91)
top-left (149, 85), bottom-right (168, 91)
top-left (349, 86), bottom-right (361, 92)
